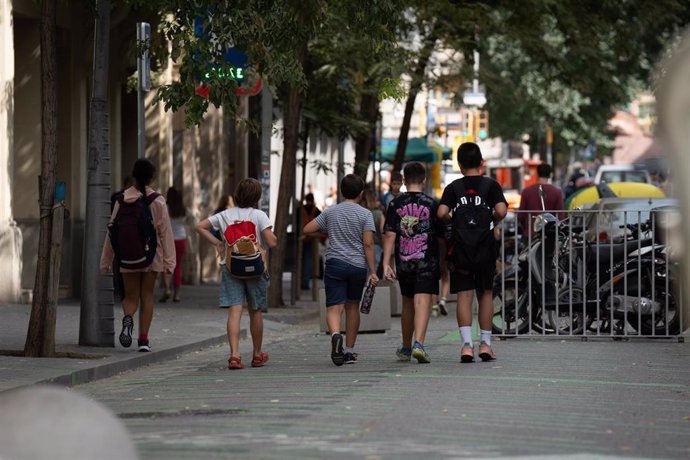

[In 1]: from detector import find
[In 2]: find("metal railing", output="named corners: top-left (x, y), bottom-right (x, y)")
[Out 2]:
top-left (492, 208), bottom-right (684, 340)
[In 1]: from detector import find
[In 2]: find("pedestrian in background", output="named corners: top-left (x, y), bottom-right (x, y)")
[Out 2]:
top-left (382, 171), bottom-right (403, 208)
top-left (160, 186), bottom-right (188, 303)
top-left (196, 178), bottom-right (277, 370)
top-left (382, 162), bottom-right (443, 364)
top-left (299, 193), bottom-right (322, 291)
top-left (438, 143), bottom-right (507, 363)
top-left (303, 174), bottom-right (379, 366)
top-left (211, 194), bottom-right (234, 241)
top-left (362, 187), bottom-right (385, 271)
top-left (100, 159), bottom-right (176, 352)
top-left (518, 163), bottom-right (564, 238)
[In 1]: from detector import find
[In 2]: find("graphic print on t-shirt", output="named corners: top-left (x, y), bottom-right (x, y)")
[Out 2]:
top-left (385, 192), bottom-right (441, 277)
top-left (397, 202), bottom-right (431, 261)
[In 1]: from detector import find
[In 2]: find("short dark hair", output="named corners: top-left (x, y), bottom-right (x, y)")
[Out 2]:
top-left (305, 193), bottom-right (315, 203)
top-left (403, 162), bottom-right (426, 185)
top-left (341, 174), bottom-right (365, 199)
top-left (390, 172), bottom-right (403, 183)
top-left (457, 142), bottom-right (483, 169)
top-left (234, 178), bottom-right (263, 208)
top-left (537, 163), bottom-right (552, 179)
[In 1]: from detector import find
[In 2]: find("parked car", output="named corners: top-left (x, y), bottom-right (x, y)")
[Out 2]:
top-left (594, 164), bottom-right (651, 185)
top-left (582, 197), bottom-right (678, 243)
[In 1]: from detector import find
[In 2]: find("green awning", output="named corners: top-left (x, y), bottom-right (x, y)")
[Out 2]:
top-left (379, 137), bottom-right (439, 163)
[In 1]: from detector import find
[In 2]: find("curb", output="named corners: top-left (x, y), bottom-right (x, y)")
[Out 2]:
top-left (38, 333), bottom-right (231, 388)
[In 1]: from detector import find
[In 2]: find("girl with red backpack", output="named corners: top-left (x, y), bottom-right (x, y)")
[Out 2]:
top-left (100, 159), bottom-right (176, 352)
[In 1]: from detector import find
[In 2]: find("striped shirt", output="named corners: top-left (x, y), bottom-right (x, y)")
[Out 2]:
top-left (314, 201), bottom-right (376, 269)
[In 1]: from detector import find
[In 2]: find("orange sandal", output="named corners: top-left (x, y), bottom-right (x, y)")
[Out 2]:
top-left (228, 356), bottom-right (244, 370)
top-left (251, 351), bottom-right (269, 368)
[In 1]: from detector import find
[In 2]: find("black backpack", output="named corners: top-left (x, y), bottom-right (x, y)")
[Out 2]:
top-left (450, 178), bottom-right (495, 270)
top-left (108, 192), bottom-right (160, 269)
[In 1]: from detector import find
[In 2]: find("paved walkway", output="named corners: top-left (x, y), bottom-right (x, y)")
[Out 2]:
top-left (74, 309), bottom-right (690, 459)
top-left (0, 282), bottom-right (319, 392)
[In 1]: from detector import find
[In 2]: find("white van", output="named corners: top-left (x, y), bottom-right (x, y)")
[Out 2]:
top-left (594, 164), bottom-right (651, 185)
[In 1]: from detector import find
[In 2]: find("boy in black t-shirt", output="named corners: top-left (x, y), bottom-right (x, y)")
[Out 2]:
top-left (438, 143), bottom-right (507, 363)
top-left (382, 162), bottom-right (444, 363)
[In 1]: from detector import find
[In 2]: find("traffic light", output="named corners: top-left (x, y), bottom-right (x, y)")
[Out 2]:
top-left (475, 110), bottom-right (489, 140)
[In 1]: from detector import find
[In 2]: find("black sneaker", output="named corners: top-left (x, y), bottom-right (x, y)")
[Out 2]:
top-left (438, 301), bottom-right (448, 316)
top-left (138, 339), bottom-right (151, 352)
top-left (331, 333), bottom-right (344, 366)
top-left (119, 315), bottom-right (133, 348)
top-left (344, 352), bottom-right (357, 364)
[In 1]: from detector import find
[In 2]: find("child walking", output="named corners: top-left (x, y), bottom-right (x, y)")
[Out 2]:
top-left (303, 174), bottom-right (379, 366)
top-left (382, 162), bottom-right (444, 363)
top-left (100, 159), bottom-right (176, 352)
top-left (196, 178), bottom-right (277, 370)
top-left (438, 142), bottom-right (507, 362)
top-left (160, 186), bottom-right (187, 303)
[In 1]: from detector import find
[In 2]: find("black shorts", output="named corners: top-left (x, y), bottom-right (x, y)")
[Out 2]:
top-left (397, 271), bottom-right (439, 298)
top-left (450, 264), bottom-right (495, 294)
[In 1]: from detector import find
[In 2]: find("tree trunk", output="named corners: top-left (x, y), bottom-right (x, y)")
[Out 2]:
top-left (354, 93), bottom-right (379, 179)
top-left (25, 0), bottom-right (58, 357)
top-left (295, 119), bottom-right (309, 301)
top-left (392, 33), bottom-right (437, 173)
top-left (268, 45), bottom-right (307, 307)
top-left (79, 0), bottom-right (114, 346)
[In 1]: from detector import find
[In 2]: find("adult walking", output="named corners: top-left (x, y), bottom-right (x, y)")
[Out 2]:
top-left (100, 159), bottom-right (175, 352)
top-left (518, 163), bottom-right (564, 238)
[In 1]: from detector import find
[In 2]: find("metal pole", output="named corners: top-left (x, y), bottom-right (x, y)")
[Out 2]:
top-left (137, 25), bottom-right (144, 158)
top-left (136, 22), bottom-right (151, 159)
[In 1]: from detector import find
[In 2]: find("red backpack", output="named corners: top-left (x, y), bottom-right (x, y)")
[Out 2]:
top-left (221, 210), bottom-right (266, 279)
top-left (108, 192), bottom-right (160, 269)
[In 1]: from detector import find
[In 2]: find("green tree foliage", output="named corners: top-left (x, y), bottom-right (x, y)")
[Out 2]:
top-left (478, 1), bottom-right (690, 151)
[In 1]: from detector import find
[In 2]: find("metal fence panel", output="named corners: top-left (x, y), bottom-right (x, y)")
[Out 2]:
top-left (491, 208), bottom-right (683, 339)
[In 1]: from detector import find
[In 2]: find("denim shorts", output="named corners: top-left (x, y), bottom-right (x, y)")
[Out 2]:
top-left (219, 268), bottom-right (270, 311)
top-left (324, 258), bottom-right (368, 307)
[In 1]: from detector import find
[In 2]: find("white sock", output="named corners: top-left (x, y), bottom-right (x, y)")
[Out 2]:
top-left (344, 346), bottom-right (355, 354)
top-left (480, 330), bottom-right (492, 346)
top-left (332, 332), bottom-right (340, 336)
top-left (460, 326), bottom-right (473, 347)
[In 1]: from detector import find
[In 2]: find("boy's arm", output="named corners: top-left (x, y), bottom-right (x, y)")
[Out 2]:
top-left (363, 231), bottom-right (379, 285)
top-left (303, 219), bottom-right (325, 237)
top-left (381, 231), bottom-right (396, 281)
top-left (196, 218), bottom-right (225, 258)
top-left (437, 204), bottom-right (452, 223)
top-left (493, 202), bottom-right (508, 224)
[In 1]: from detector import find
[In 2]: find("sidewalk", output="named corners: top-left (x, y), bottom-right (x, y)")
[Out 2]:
top-left (0, 280), bottom-right (320, 393)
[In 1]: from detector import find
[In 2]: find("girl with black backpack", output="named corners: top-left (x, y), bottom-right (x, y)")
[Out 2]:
top-left (100, 159), bottom-right (176, 352)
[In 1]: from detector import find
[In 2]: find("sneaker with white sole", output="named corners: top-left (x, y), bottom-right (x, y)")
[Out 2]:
top-left (137, 339), bottom-right (151, 352)
top-left (396, 347), bottom-right (412, 362)
top-left (331, 333), bottom-right (345, 366)
top-left (412, 342), bottom-right (430, 364)
top-left (344, 352), bottom-right (357, 364)
top-left (119, 315), bottom-right (133, 348)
